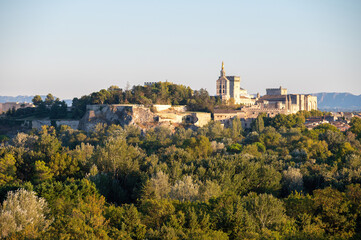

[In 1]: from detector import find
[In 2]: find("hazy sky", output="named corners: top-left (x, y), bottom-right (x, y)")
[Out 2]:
top-left (1, 0), bottom-right (361, 99)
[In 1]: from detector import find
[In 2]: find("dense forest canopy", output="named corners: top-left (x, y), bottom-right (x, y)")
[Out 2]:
top-left (1, 82), bottom-right (361, 239)
top-left (1, 108), bottom-right (361, 239)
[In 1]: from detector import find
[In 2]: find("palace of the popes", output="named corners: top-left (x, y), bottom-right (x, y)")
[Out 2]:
top-left (14, 62), bottom-right (318, 131)
top-left (214, 62), bottom-right (318, 128)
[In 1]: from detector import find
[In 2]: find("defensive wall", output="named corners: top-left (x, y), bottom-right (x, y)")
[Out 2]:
top-left (31, 120), bottom-right (80, 130)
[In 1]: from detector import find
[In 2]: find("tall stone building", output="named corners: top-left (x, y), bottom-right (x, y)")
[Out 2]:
top-left (216, 62), bottom-right (254, 105)
top-left (214, 62), bottom-right (318, 128)
top-left (216, 62), bottom-right (236, 101)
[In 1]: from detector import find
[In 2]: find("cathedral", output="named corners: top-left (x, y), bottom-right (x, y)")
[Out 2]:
top-left (216, 62), bottom-right (255, 106)
top-left (214, 62), bottom-right (318, 128)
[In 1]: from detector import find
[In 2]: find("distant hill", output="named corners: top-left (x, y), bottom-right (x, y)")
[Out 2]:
top-left (311, 92), bottom-right (361, 112)
top-left (0, 95), bottom-right (38, 103)
top-left (0, 95), bottom-right (72, 106)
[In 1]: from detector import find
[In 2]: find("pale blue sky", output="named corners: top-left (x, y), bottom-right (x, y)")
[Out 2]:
top-left (1, 0), bottom-right (360, 99)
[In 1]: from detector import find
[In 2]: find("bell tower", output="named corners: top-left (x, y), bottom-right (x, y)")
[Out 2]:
top-left (216, 61), bottom-right (230, 102)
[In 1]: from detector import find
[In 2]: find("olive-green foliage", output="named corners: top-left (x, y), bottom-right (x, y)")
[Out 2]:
top-left (0, 153), bottom-right (17, 185)
top-left (36, 179), bottom-right (110, 239)
top-left (242, 192), bottom-right (291, 234)
top-left (350, 117), bottom-right (361, 140)
top-left (105, 204), bottom-right (146, 239)
top-left (0, 110), bottom-right (361, 239)
top-left (69, 82), bottom-right (215, 119)
top-left (0, 188), bottom-right (52, 239)
top-left (252, 114), bottom-right (265, 133)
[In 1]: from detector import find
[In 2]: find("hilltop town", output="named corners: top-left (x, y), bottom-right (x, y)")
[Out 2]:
top-left (0, 62), bottom-right (358, 136)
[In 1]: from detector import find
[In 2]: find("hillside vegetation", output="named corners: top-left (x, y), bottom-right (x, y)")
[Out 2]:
top-left (4, 83), bottom-right (222, 120)
top-left (1, 109), bottom-right (361, 239)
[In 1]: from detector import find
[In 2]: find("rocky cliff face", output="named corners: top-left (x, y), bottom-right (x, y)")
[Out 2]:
top-left (78, 104), bottom-right (212, 132)
top-left (3, 104), bottom-right (211, 134)
top-left (79, 105), bottom-right (156, 131)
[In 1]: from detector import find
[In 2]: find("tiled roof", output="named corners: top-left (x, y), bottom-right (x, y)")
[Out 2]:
top-left (259, 95), bottom-right (287, 101)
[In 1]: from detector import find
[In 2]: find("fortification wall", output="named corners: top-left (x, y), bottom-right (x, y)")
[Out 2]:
top-left (171, 105), bottom-right (187, 112)
top-left (56, 120), bottom-right (80, 129)
top-left (31, 120), bottom-right (80, 130)
top-left (153, 105), bottom-right (172, 112)
top-left (155, 111), bottom-right (211, 127)
top-left (157, 112), bottom-right (184, 124)
top-left (214, 106), bottom-right (290, 129)
top-left (266, 87), bottom-right (287, 96)
top-left (32, 120), bottom-right (52, 130)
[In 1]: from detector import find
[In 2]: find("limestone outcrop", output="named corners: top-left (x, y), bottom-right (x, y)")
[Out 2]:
top-left (29, 104), bottom-right (212, 132)
top-left (79, 104), bottom-right (156, 132)
top-left (77, 104), bottom-right (211, 132)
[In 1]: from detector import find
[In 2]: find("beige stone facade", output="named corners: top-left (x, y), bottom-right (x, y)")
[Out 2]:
top-left (259, 94), bottom-right (317, 114)
top-left (214, 105), bottom-right (288, 129)
top-left (216, 62), bottom-right (231, 102)
top-left (216, 62), bottom-right (254, 105)
top-left (238, 96), bottom-right (256, 106)
top-left (214, 62), bottom-right (318, 128)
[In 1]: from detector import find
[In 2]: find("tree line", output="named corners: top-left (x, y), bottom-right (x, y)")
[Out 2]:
top-left (5, 94), bottom-right (68, 119)
top-left (71, 82), bottom-right (220, 119)
top-left (4, 82), bottom-right (244, 120)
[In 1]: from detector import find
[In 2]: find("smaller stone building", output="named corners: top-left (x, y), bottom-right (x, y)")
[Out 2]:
top-left (0, 102), bottom-right (34, 114)
top-left (266, 86), bottom-right (288, 95)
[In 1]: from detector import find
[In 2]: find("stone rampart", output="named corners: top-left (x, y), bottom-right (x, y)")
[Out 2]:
top-left (153, 105), bottom-right (172, 112)
top-left (172, 105), bottom-right (187, 112)
top-left (31, 120), bottom-right (52, 130)
top-left (31, 120), bottom-right (80, 130)
top-left (56, 120), bottom-right (80, 129)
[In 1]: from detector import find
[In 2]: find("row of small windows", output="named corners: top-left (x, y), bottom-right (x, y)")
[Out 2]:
top-left (218, 84), bottom-right (225, 94)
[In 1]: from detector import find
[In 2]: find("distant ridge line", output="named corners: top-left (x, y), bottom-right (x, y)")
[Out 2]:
top-left (311, 92), bottom-right (361, 112)
top-left (0, 95), bottom-right (72, 106)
